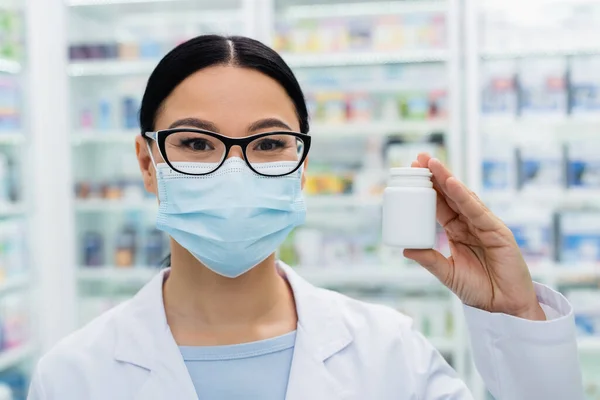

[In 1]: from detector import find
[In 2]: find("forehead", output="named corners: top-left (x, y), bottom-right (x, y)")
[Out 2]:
top-left (155, 65), bottom-right (300, 133)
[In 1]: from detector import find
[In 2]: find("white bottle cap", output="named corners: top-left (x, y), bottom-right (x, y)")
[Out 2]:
top-left (389, 167), bottom-right (432, 177)
top-left (388, 168), bottom-right (433, 188)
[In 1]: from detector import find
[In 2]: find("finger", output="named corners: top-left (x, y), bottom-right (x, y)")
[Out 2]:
top-left (403, 248), bottom-right (451, 287)
top-left (417, 152), bottom-right (431, 169)
top-left (435, 189), bottom-right (459, 228)
top-left (427, 158), bottom-right (454, 194)
top-left (445, 177), bottom-right (498, 231)
top-left (414, 158), bottom-right (459, 222)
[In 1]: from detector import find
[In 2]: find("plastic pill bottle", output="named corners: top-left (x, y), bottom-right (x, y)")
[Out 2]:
top-left (382, 167), bottom-right (437, 249)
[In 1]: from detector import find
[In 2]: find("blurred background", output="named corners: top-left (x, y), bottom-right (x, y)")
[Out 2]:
top-left (0, 0), bottom-right (600, 399)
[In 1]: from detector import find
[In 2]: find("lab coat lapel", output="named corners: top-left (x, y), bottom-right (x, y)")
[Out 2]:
top-left (113, 269), bottom-right (198, 400)
top-left (280, 263), bottom-right (354, 400)
top-left (113, 265), bottom-right (356, 400)
top-left (285, 324), bottom-right (352, 400)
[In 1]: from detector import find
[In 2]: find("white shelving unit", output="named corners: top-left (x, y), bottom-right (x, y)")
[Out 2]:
top-left (68, 59), bottom-right (158, 77)
top-left (578, 337), bottom-right (600, 353)
top-left (77, 266), bottom-right (159, 283)
top-left (0, 345), bottom-right (35, 372)
top-left (465, 1), bottom-right (600, 397)
top-left (282, 50), bottom-right (448, 68)
top-left (310, 121), bottom-right (447, 138)
top-left (0, 202), bottom-right (24, 216)
top-left (296, 266), bottom-right (440, 288)
top-left (0, 133), bottom-right (24, 145)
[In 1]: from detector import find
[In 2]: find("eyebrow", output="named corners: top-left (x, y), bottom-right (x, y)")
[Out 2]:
top-left (169, 118), bottom-right (220, 132)
top-left (168, 117), bottom-right (293, 134)
top-left (247, 118), bottom-right (293, 133)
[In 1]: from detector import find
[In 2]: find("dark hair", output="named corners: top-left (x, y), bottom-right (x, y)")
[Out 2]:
top-left (139, 34), bottom-right (310, 135)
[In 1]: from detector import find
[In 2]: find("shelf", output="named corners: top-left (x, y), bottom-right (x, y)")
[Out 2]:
top-left (310, 120), bottom-right (446, 138)
top-left (67, 0), bottom-right (240, 7)
top-left (528, 263), bottom-right (600, 282)
top-left (0, 203), bottom-right (25, 217)
top-left (68, 59), bottom-right (157, 77)
top-left (283, 50), bottom-right (448, 68)
top-left (283, 1), bottom-right (446, 19)
top-left (482, 190), bottom-right (600, 207)
top-left (482, 47), bottom-right (600, 60)
top-left (429, 337), bottom-right (455, 354)
top-left (0, 133), bottom-right (24, 145)
top-left (306, 195), bottom-right (381, 209)
top-left (294, 267), bottom-right (441, 289)
top-left (72, 131), bottom-right (138, 145)
top-left (578, 337), bottom-right (600, 353)
top-left (75, 199), bottom-right (157, 212)
top-left (0, 345), bottom-right (35, 371)
top-left (481, 116), bottom-right (600, 139)
top-left (77, 266), bottom-right (160, 283)
top-left (0, 276), bottom-right (29, 295)
top-left (68, 0), bottom-right (180, 4)
top-left (0, 58), bottom-right (21, 74)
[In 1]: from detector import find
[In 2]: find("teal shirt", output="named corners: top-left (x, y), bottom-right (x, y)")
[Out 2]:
top-left (179, 331), bottom-right (296, 399)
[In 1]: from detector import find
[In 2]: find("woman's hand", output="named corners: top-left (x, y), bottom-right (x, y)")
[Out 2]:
top-left (404, 153), bottom-right (546, 321)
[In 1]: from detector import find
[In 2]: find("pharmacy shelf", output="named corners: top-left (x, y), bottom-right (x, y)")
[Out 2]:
top-left (529, 264), bottom-right (600, 283)
top-left (429, 337), bottom-right (455, 354)
top-left (67, 0), bottom-right (241, 8)
top-left (68, 0), bottom-right (188, 5)
top-left (482, 190), bottom-right (600, 207)
top-left (0, 345), bottom-right (35, 372)
top-left (0, 58), bottom-right (21, 74)
top-left (283, 0), bottom-right (446, 19)
top-left (482, 46), bottom-right (600, 60)
top-left (311, 120), bottom-right (446, 138)
top-left (481, 116), bottom-right (600, 139)
top-left (0, 202), bottom-right (25, 217)
top-left (294, 267), bottom-right (441, 289)
top-left (77, 266), bottom-right (160, 283)
top-left (283, 50), bottom-right (448, 68)
top-left (75, 199), bottom-right (157, 212)
top-left (72, 131), bottom-right (138, 145)
top-left (68, 59), bottom-right (157, 77)
top-left (578, 337), bottom-right (600, 353)
top-left (0, 132), bottom-right (24, 145)
top-left (306, 195), bottom-right (381, 209)
top-left (0, 275), bottom-right (30, 295)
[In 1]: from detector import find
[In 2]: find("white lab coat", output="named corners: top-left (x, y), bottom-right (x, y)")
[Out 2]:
top-left (28, 263), bottom-right (584, 400)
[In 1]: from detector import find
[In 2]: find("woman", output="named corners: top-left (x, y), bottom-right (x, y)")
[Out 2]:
top-left (29, 35), bottom-right (583, 400)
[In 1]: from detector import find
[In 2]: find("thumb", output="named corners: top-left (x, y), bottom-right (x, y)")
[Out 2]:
top-left (403, 249), bottom-right (451, 287)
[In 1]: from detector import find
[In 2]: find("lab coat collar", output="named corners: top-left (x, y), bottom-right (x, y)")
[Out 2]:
top-left (113, 263), bottom-right (354, 399)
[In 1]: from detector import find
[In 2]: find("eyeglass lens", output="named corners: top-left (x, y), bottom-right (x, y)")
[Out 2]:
top-left (164, 131), bottom-right (305, 176)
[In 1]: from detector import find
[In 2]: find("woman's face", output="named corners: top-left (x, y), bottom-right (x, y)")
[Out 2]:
top-left (136, 65), bottom-right (306, 194)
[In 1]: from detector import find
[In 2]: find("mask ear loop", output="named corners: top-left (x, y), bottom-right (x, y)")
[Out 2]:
top-left (146, 141), bottom-right (159, 172)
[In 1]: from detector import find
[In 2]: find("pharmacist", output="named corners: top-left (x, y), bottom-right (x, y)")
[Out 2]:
top-left (28, 35), bottom-right (583, 400)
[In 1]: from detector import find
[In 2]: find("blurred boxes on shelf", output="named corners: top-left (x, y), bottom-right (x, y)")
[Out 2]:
top-left (80, 220), bottom-right (168, 268)
top-left (273, 12), bottom-right (446, 54)
top-left (0, 219), bottom-right (27, 281)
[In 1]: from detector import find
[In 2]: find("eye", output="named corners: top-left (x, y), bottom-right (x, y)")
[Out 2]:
top-left (181, 138), bottom-right (214, 151)
top-left (254, 138), bottom-right (286, 151)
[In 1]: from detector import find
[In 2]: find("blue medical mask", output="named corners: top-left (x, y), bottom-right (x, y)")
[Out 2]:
top-left (154, 157), bottom-right (306, 278)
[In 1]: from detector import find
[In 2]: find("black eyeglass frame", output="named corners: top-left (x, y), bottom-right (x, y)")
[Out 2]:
top-left (143, 128), bottom-right (312, 177)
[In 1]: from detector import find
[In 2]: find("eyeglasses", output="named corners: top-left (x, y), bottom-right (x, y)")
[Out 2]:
top-left (143, 128), bottom-right (311, 177)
